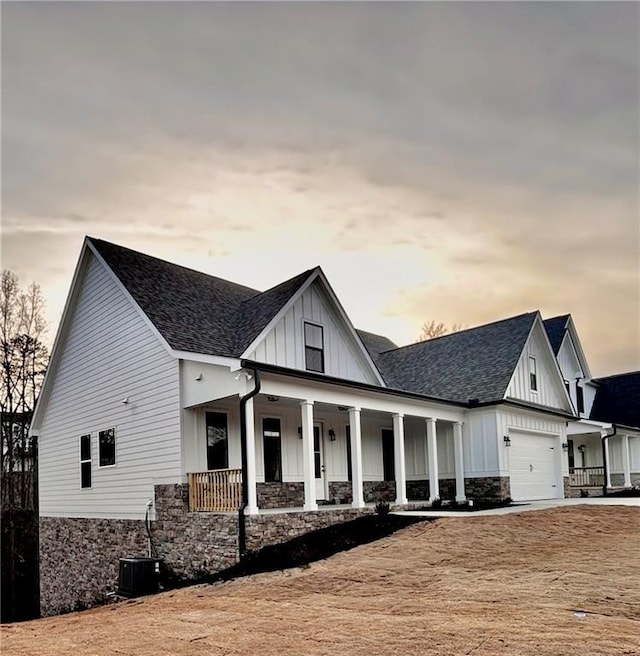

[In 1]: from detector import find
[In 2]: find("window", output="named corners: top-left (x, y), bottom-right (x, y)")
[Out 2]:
top-left (381, 428), bottom-right (395, 482)
top-left (98, 428), bottom-right (116, 467)
top-left (80, 434), bottom-right (92, 488)
top-left (345, 425), bottom-right (352, 482)
top-left (263, 417), bottom-right (282, 483)
top-left (529, 356), bottom-right (537, 391)
top-left (567, 439), bottom-right (575, 470)
top-left (576, 384), bottom-right (584, 414)
top-left (304, 322), bottom-right (324, 373)
top-left (206, 412), bottom-right (228, 470)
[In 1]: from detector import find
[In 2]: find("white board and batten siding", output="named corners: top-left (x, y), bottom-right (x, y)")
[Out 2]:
top-left (506, 321), bottom-right (569, 411)
top-left (38, 252), bottom-right (181, 520)
top-left (246, 280), bottom-right (379, 385)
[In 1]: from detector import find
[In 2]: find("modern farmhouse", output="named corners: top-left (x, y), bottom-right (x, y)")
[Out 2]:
top-left (31, 238), bottom-right (639, 615)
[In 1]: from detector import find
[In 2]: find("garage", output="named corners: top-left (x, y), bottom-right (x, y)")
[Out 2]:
top-left (509, 431), bottom-right (561, 501)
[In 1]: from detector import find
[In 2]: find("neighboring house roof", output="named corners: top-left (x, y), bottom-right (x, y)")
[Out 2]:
top-left (590, 371), bottom-right (640, 429)
top-left (543, 315), bottom-right (570, 355)
top-left (90, 237), bottom-right (315, 357)
top-left (375, 312), bottom-right (539, 404)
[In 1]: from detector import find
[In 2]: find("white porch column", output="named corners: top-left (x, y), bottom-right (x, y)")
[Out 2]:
top-left (603, 435), bottom-right (612, 489)
top-left (300, 400), bottom-right (317, 511)
top-left (453, 421), bottom-right (466, 502)
top-left (245, 396), bottom-right (259, 515)
top-left (622, 434), bottom-right (631, 487)
top-left (393, 413), bottom-right (407, 505)
top-left (426, 418), bottom-right (439, 502)
top-left (349, 407), bottom-right (365, 508)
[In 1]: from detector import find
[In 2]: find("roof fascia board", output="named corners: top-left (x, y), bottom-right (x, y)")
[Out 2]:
top-left (239, 269), bottom-right (319, 360)
top-left (31, 239), bottom-right (91, 432)
top-left (507, 313), bottom-right (574, 413)
top-left (240, 269), bottom-right (386, 386)
top-left (487, 398), bottom-right (576, 420)
top-left (86, 239), bottom-right (176, 360)
top-left (241, 359), bottom-right (465, 409)
top-left (173, 351), bottom-right (241, 369)
top-left (314, 269), bottom-right (386, 386)
top-left (565, 316), bottom-right (593, 380)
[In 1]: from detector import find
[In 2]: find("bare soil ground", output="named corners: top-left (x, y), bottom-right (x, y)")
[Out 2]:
top-left (3, 506), bottom-right (639, 656)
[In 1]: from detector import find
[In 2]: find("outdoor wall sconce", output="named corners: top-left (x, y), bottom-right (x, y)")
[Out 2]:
top-left (122, 397), bottom-right (130, 405)
top-left (328, 428), bottom-right (336, 441)
top-left (194, 373), bottom-right (203, 381)
top-left (297, 426), bottom-right (303, 438)
top-left (562, 442), bottom-right (569, 452)
top-left (578, 444), bottom-right (586, 453)
top-left (503, 435), bottom-right (511, 447)
top-left (267, 396), bottom-right (279, 403)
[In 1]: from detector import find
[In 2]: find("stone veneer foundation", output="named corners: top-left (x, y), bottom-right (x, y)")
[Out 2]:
top-left (40, 483), bottom-right (374, 617)
top-left (256, 482), bottom-right (304, 509)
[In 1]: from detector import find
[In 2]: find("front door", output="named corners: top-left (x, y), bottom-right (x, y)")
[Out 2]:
top-left (314, 424), bottom-right (327, 500)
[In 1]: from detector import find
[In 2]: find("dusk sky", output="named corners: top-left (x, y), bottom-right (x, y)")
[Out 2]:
top-left (2, 2), bottom-right (638, 376)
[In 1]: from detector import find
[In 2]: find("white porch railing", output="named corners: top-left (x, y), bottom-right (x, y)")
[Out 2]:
top-left (188, 469), bottom-right (243, 512)
top-left (569, 467), bottom-right (604, 487)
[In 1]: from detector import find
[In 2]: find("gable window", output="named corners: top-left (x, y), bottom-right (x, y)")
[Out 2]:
top-left (529, 356), bottom-right (537, 391)
top-left (98, 428), bottom-right (116, 467)
top-left (80, 434), bottom-right (92, 488)
top-left (206, 412), bottom-right (228, 470)
top-left (263, 417), bottom-right (282, 482)
top-left (381, 428), bottom-right (395, 482)
top-left (304, 322), bottom-right (324, 373)
top-left (576, 384), bottom-right (584, 414)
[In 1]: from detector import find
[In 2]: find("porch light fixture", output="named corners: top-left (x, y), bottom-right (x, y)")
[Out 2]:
top-left (122, 397), bottom-right (130, 405)
top-left (578, 444), bottom-right (586, 453)
top-left (328, 428), bottom-right (336, 441)
top-left (562, 442), bottom-right (569, 452)
top-left (297, 426), bottom-right (302, 438)
top-left (503, 435), bottom-right (511, 447)
top-left (267, 396), bottom-right (279, 403)
top-left (194, 373), bottom-right (203, 381)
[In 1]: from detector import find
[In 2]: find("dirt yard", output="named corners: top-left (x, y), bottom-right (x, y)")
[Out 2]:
top-left (3, 506), bottom-right (639, 655)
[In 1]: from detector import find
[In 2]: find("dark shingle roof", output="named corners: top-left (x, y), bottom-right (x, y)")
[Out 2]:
top-left (375, 312), bottom-right (538, 404)
top-left (89, 237), bottom-right (314, 357)
top-left (356, 330), bottom-right (398, 364)
top-left (543, 315), bottom-right (570, 355)
top-left (590, 371), bottom-right (640, 429)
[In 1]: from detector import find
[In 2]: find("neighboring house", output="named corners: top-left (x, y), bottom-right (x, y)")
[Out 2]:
top-left (543, 316), bottom-right (640, 495)
top-left (33, 237), bottom-right (584, 615)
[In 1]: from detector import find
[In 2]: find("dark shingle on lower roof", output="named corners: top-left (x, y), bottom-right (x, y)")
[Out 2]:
top-left (356, 330), bottom-right (398, 363)
top-left (543, 315), bottom-right (569, 355)
top-left (376, 313), bottom-right (538, 404)
top-left (89, 238), bottom-right (313, 357)
top-left (590, 371), bottom-right (640, 429)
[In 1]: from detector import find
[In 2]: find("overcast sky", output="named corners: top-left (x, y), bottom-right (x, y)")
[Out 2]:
top-left (2, 1), bottom-right (638, 376)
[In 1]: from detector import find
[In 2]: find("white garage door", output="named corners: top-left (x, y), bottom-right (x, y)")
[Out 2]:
top-left (509, 431), bottom-right (561, 501)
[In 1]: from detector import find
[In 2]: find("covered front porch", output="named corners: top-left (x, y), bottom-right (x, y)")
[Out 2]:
top-left (182, 375), bottom-right (468, 514)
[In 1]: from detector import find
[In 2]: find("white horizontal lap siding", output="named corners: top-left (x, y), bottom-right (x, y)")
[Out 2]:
top-left (248, 280), bottom-right (378, 384)
top-left (507, 323), bottom-right (566, 410)
top-left (38, 254), bottom-right (181, 520)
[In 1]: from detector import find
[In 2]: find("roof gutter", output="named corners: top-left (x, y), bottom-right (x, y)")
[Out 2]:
top-left (238, 368), bottom-right (261, 559)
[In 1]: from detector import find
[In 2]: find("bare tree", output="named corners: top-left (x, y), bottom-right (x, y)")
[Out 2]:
top-left (1, 270), bottom-right (49, 509)
top-left (417, 320), bottom-right (465, 342)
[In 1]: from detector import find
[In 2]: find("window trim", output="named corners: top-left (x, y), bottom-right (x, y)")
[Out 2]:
top-left (79, 433), bottom-right (92, 489)
top-left (528, 355), bottom-right (538, 392)
top-left (98, 427), bottom-right (117, 468)
top-left (304, 321), bottom-right (325, 374)
top-left (576, 383), bottom-right (585, 415)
